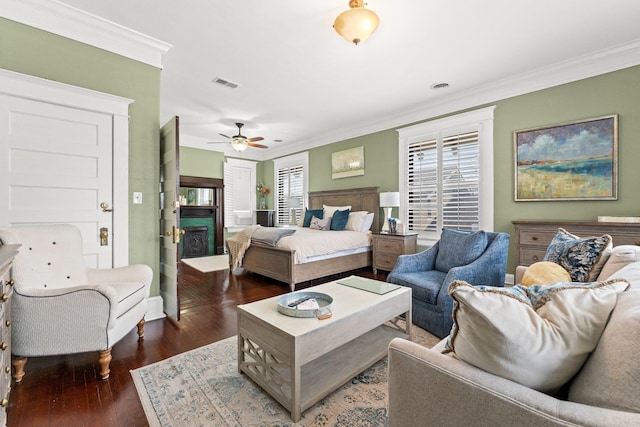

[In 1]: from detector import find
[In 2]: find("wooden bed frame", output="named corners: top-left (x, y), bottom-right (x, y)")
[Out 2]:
top-left (239, 187), bottom-right (380, 291)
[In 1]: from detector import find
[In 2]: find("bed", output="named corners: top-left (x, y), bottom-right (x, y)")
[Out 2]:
top-left (237, 187), bottom-right (380, 291)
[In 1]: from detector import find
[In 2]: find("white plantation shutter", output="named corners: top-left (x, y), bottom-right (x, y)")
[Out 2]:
top-left (224, 158), bottom-right (257, 230)
top-left (276, 164), bottom-right (304, 225)
top-left (273, 152), bottom-right (309, 226)
top-left (399, 107), bottom-right (495, 245)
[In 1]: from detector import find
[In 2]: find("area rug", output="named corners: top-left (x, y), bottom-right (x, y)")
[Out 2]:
top-left (131, 324), bottom-right (440, 426)
top-left (181, 255), bottom-right (229, 273)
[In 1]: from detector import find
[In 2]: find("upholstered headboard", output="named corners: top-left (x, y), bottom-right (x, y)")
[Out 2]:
top-left (308, 187), bottom-right (380, 233)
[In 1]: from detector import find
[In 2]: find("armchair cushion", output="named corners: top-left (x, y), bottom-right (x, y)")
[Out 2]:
top-left (435, 229), bottom-right (488, 272)
top-left (384, 270), bottom-right (448, 305)
top-left (447, 279), bottom-right (629, 393)
top-left (543, 228), bottom-right (612, 282)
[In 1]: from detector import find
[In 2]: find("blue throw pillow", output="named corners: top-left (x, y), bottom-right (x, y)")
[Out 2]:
top-left (435, 229), bottom-right (488, 272)
top-left (330, 208), bottom-right (350, 231)
top-left (543, 228), bottom-right (612, 282)
top-left (302, 208), bottom-right (324, 227)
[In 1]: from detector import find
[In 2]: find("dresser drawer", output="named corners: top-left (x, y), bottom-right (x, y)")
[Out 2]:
top-left (518, 230), bottom-right (557, 248)
top-left (519, 249), bottom-right (548, 266)
top-left (374, 238), bottom-right (404, 254)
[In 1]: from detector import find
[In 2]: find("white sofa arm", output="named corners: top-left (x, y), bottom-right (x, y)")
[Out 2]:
top-left (514, 265), bottom-right (528, 285)
top-left (12, 285), bottom-right (118, 356)
top-left (388, 338), bottom-right (640, 427)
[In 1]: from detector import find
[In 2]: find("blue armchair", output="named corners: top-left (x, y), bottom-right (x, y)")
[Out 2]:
top-left (387, 229), bottom-right (510, 338)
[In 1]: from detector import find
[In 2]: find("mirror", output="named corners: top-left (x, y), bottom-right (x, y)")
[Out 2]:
top-left (179, 187), bottom-right (214, 206)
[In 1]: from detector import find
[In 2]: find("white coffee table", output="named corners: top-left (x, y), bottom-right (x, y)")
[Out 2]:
top-left (237, 279), bottom-right (411, 421)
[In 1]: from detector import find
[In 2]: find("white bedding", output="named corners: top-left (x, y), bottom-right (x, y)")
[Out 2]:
top-left (275, 226), bottom-right (372, 264)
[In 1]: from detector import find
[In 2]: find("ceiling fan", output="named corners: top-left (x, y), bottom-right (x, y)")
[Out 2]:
top-left (208, 122), bottom-right (268, 152)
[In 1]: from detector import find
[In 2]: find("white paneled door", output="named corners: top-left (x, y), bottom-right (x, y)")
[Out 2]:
top-left (0, 69), bottom-right (131, 269)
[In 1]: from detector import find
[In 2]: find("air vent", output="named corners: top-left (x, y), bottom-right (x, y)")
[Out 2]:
top-left (212, 77), bottom-right (239, 89)
top-left (430, 82), bottom-right (450, 90)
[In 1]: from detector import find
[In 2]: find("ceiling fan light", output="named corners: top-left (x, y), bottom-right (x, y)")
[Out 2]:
top-left (334, 0), bottom-right (379, 45)
top-left (231, 138), bottom-right (248, 152)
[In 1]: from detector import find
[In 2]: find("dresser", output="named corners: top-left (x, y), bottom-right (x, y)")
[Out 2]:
top-left (0, 245), bottom-right (18, 426)
top-left (512, 220), bottom-right (640, 267)
top-left (372, 232), bottom-right (418, 274)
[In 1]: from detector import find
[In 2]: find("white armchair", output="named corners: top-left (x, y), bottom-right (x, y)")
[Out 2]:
top-left (0, 224), bottom-right (152, 381)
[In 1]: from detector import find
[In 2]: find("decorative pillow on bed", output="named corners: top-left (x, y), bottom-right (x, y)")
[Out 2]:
top-left (543, 228), bottom-right (612, 282)
top-left (302, 208), bottom-right (324, 227)
top-left (345, 211), bottom-right (368, 231)
top-left (360, 212), bottom-right (375, 232)
top-left (309, 215), bottom-right (331, 230)
top-left (323, 204), bottom-right (351, 219)
top-left (447, 279), bottom-right (629, 393)
top-left (330, 209), bottom-right (350, 231)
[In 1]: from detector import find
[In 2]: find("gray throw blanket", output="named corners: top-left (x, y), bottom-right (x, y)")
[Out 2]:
top-left (251, 226), bottom-right (296, 246)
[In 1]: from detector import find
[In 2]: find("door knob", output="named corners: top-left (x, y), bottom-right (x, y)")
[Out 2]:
top-left (100, 202), bottom-right (113, 212)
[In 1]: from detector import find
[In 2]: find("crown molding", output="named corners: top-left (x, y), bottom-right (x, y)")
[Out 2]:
top-left (265, 38), bottom-right (640, 160)
top-left (1, 0), bottom-right (172, 68)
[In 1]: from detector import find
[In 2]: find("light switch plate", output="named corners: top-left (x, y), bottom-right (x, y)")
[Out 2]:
top-left (133, 192), bottom-right (143, 204)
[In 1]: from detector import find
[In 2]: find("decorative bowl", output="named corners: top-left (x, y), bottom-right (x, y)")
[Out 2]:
top-left (277, 291), bottom-right (333, 318)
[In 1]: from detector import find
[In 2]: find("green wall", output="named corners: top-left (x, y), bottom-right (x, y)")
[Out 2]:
top-left (179, 146), bottom-right (225, 178)
top-left (255, 66), bottom-right (640, 272)
top-left (0, 18), bottom-right (162, 295)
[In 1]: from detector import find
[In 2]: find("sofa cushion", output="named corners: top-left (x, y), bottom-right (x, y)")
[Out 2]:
top-left (435, 229), bottom-right (488, 272)
top-left (569, 261), bottom-right (640, 412)
top-left (112, 281), bottom-right (147, 318)
top-left (386, 270), bottom-right (448, 305)
top-left (520, 261), bottom-right (571, 287)
top-left (597, 245), bottom-right (640, 280)
top-left (302, 208), bottom-right (324, 227)
top-left (446, 279), bottom-right (629, 393)
top-left (543, 228), bottom-right (612, 282)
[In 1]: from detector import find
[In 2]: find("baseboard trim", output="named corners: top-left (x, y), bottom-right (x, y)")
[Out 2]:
top-left (145, 296), bottom-right (166, 321)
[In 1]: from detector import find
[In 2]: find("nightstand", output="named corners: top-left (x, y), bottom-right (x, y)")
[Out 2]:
top-left (256, 210), bottom-right (275, 227)
top-left (372, 232), bottom-right (418, 274)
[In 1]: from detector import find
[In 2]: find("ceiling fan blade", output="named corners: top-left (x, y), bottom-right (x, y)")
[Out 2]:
top-left (219, 133), bottom-right (232, 139)
top-left (248, 142), bottom-right (269, 149)
top-left (247, 136), bottom-right (264, 143)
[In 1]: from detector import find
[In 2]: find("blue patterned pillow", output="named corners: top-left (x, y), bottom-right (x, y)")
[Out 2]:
top-left (435, 229), bottom-right (488, 272)
top-left (543, 228), bottom-right (612, 282)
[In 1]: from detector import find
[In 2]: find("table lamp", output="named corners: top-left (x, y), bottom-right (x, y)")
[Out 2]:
top-left (288, 197), bottom-right (302, 225)
top-left (379, 192), bottom-right (400, 232)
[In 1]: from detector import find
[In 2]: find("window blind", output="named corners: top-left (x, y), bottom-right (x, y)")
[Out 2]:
top-left (276, 164), bottom-right (304, 225)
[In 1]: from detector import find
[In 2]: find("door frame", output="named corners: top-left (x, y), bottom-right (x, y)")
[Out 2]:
top-left (0, 68), bottom-right (132, 266)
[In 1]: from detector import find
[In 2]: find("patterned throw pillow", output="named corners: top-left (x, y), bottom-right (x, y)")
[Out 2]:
top-left (302, 208), bottom-right (324, 227)
top-left (543, 228), bottom-right (612, 282)
top-left (309, 215), bottom-right (331, 230)
top-left (447, 279), bottom-right (629, 393)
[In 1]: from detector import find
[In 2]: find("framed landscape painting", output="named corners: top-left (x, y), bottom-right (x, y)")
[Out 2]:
top-left (514, 115), bottom-right (618, 201)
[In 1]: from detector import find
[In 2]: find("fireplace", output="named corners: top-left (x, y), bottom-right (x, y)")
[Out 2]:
top-left (182, 226), bottom-right (209, 258)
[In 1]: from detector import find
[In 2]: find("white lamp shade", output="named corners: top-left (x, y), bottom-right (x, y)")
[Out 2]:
top-left (379, 191), bottom-right (400, 207)
top-left (288, 197), bottom-right (302, 208)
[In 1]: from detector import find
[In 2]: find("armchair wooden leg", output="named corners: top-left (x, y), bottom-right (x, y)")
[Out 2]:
top-left (137, 317), bottom-right (145, 340)
top-left (12, 356), bottom-right (27, 383)
top-left (98, 349), bottom-right (112, 380)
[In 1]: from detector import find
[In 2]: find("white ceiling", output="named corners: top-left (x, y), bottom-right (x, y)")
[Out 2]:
top-left (43, 1), bottom-right (640, 160)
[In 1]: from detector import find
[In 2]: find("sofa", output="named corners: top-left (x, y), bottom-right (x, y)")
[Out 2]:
top-left (388, 244), bottom-right (640, 426)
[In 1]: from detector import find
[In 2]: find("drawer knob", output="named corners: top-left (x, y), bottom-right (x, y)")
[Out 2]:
top-left (532, 255), bottom-right (539, 261)
top-left (531, 236), bottom-right (538, 241)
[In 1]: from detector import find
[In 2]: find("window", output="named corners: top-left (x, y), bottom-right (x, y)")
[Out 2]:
top-left (273, 152), bottom-right (309, 226)
top-left (224, 158), bottom-right (257, 231)
top-left (398, 106), bottom-right (495, 245)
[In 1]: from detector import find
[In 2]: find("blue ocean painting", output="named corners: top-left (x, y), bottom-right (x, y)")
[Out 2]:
top-left (516, 116), bottom-right (616, 200)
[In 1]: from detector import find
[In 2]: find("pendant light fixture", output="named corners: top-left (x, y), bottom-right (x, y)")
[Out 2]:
top-left (333, 0), bottom-right (379, 45)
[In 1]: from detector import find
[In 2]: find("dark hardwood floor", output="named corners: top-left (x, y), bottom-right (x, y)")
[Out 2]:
top-left (7, 262), bottom-right (386, 426)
